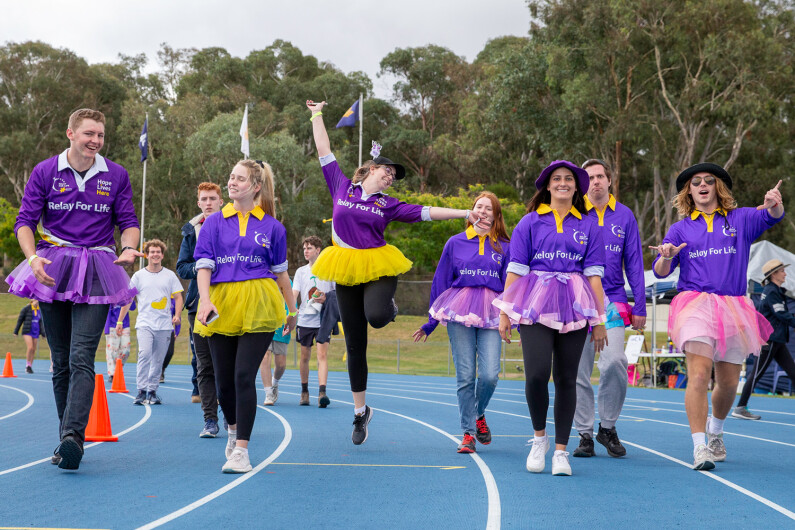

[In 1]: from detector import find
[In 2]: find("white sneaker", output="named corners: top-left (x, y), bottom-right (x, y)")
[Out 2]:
top-left (222, 448), bottom-right (252, 473)
top-left (551, 451), bottom-right (572, 476)
top-left (264, 388), bottom-right (276, 406)
top-left (693, 444), bottom-right (715, 471)
top-left (272, 381), bottom-right (279, 403)
top-left (526, 436), bottom-right (549, 473)
top-left (707, 432), bottom-right (726, 462)
top-left (225, 434), bottom-right (237, 459)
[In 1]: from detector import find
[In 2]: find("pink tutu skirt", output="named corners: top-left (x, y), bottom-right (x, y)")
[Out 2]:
top-left (429, 286), bottom-right (501, 329)
top-left (605, 300), bottom-right (632, 330)
top-left (6, 246), bottom-right (136, 305)
top-left (668, 291), bottom-right (773, 363)
top-left (492, 271), bottom-right (605, 333)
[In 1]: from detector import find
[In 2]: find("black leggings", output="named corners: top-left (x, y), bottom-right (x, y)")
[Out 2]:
top-left (520, 324), bottom-right (588, 446)
top-left (335, 276), bottom-right (398, 392)
top-left (738, 341), bottom-right (795, 407)
top-left (208, 332), bottom-right (273, 441)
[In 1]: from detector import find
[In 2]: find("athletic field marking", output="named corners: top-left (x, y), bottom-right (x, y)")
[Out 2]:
top-left (0, 527), bottom-right (109, 530)
top-left (269, 462), bottom-right (465, 470)
top-left (622, 440), bottom-right (795, 520)
top-left (136, 406), bottom-right (292, 530)
top-left (0, 384), bottom-right (34, 420)
top-left (622, 403), bottom-right (795, 427)
top-left (0, 394), bottom-right (151, 476)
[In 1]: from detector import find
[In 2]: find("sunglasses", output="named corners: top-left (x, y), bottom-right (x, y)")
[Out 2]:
top-left (690, 176), bottom-right (716, 186)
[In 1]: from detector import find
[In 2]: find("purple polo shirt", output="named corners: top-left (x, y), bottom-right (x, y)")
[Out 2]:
top-left (585, 195), bottom-right (646, 316)
top-left (422, 227), bottom-right (511, 335)
top-left (15, 151), bottom-right (139, 249)
top-left (320, 154), bottom-right (428, 248)
top-left (653, 207), bottom-right (782, 296)
top-left (194, 203), bottom-right (288, 284)
top-left (507, 204), bottom-right (605, 276)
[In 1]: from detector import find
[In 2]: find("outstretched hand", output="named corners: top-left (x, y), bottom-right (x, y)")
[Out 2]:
top-left (648, 242), bottom-right (687, 260)
top-left (412, 328), bottom-right (428, 343)
top-left (762, 180), bottom-right (783, 210)
top-left (306, 100), bottom-right (327, 113)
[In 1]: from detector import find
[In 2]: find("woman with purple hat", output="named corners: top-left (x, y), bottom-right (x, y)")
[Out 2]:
top-left (306, 99), bottom-right (484, 445)
top-left (733, 259), bottom-right (795, 420)
top-left (412, 191), bottom-right (511, 454)
top-left (494, 160), bottom-right (607, 476)
top-left (651, 163), bottom-right (784, 471)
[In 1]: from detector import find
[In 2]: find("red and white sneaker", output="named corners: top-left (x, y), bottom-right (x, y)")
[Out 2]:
top-left (457, 433), bottom-right (476, 453)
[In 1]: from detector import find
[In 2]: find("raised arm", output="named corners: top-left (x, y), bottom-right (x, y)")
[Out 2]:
top-left (307, 100), bottom-right (331, 157)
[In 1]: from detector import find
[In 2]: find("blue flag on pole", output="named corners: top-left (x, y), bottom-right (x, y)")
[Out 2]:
top-left (139, 118), bottom-right (148, 162)
top-left (336, 100), bottom-right (360, 128)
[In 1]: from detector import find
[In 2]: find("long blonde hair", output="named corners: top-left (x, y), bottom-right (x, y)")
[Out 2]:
top-left (237, 159), bottom-right (276, 217)
top-left (673, 177), bottom-right (737, 217)
top-left (352, 160), bottom-right (392, 185)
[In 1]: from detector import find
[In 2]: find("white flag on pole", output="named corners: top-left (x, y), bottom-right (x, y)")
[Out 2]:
top-left (240, 104), bottom-right (250, 158)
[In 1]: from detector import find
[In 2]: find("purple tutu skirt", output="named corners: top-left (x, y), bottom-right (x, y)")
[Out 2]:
top-left (429, 286), bottom-right (501, 329)
top-left (7, 246), bottom-right (136, 305)
top-left (492, 270), bottom-right (605, 333)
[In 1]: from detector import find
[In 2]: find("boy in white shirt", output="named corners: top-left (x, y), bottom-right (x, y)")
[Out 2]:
top-left (119, 239), bottom-right (183, 405)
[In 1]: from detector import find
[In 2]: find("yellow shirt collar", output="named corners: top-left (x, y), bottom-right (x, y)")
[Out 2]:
top-left (222, 203), bottom-right (265, 220)
top-left (584, 194), bottom-right (616, 212)
top-left (536, 203), bottom-right (582, 219)
top-left (690, 208), bottom-right (727, 233)
top-left (465, 225), bottom-right (487, 255)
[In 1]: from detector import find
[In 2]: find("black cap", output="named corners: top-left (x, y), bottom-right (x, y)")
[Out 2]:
top-left (373, 156), bottom-right (406, 180)
top-left (675, 163), bottom-right (732, 192)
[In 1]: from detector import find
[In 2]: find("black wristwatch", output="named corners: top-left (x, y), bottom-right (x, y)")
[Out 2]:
top-left (121, 246), bottom-right (136, 253)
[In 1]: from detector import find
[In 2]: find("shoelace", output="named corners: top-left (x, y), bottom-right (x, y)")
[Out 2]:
top-left (462, 434), bottom-right (475, 445)
top-left (476, 418), bottom-right (488, 434)
top-left (353, 413), bottom-right (366, 427)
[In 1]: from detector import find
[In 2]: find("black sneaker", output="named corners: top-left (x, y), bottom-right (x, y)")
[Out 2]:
top-left (475, 415), bottom-right (492, 445)
top-left (318, 391), bottom-right (330, 408)
top-left (133, 390), bottom-right (147, 405)
top-left (573, 432), bottom-right (595, 457)
top-left (56, 436), bottom-right (83, 470)
top-left (25, 366), bottom-right (33, 374)
top-left (352, 406), bottom-right (373, 445)
top-left (108, 374), bottom-right (114, 384)
top-left (147, 391), bottom-right (162, 405)
top-left (596, 423), bottom-right (627, 458)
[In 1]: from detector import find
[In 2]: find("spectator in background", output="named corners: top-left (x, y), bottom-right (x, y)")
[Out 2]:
top-left (104, 301), bottom-right (135, 383)
top-left (14, 299), bottom-right (45, 374)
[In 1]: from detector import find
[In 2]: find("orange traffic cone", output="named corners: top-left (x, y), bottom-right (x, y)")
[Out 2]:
top-left (85, 373), bottom-right (118, 442)
top-left (109, 358), bottom-right (129, 393)
top-left (1, 352), bottom-right (17, 378)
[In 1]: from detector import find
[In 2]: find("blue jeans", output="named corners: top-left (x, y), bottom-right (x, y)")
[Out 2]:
top-left (447, 322), bottom-right (502, 435)
top-left (40, 301), bottom-right (109, 446)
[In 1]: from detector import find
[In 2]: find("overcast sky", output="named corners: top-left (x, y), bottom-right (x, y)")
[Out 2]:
top-left (2, 0), bottom-right (531, 99)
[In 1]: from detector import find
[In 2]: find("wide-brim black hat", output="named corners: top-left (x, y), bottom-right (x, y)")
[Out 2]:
top-left (373, 156), bottom-right (406, 180)
top-left (675, 163), bottom-right (732, 192)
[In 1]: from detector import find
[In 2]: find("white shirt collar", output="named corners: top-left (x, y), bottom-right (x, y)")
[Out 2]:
top-left (57, 149), bottom-right (109, 191)
top-left (352, 181), bottom-right (388, 201)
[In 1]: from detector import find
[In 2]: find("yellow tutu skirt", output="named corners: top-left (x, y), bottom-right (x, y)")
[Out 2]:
top-left (311, 244), bottom-right (412, 286)
top-left (194, 278), bottom-right (286, 337)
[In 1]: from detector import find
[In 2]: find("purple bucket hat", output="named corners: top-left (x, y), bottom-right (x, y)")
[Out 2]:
top-left (535, 160), bottom-right (590, 194)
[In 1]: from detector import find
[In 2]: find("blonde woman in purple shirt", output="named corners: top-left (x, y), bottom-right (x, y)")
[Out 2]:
top-left (494, 160), bottom-right (607, 477)
top-left (413, 192), bottom-right (511, 454)
top-left (194, 160), bottom-right (298, 473)
top-left (306, 99), bottom-right (484, 445)
top-left (651, 163), bottom-right (784, 471)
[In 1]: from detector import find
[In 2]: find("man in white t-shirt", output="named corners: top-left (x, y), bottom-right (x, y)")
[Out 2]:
top-left (293, 236), bottom-right (335, 407)
top-left (119, 239), bottom-right (183, 405)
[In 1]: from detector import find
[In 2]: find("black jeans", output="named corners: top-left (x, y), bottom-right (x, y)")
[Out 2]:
top-left (335, 276), bottom-right (398, 393)
top-left (40, 301), bottom-right (109, 446)
top-left (189, 312), bottom-right (219, 422)
top-left (520, 324), bottom-right (588, 446)
top-left (208, 332), bottom-right (273, 441)
top-left (738, 341), bottom-right (795, 407)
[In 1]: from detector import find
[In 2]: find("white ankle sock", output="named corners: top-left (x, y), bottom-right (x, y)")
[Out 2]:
top-left (354, 405), bottom-right (366, 415)
top-left (235, 446), bottom-right (248, 454)
top-left (692, 432), bottom-right (706, 449)
top-left (708, 416), bottom-right (725, 434)
top-left (553, 449), bottom-right (566, 456)
top-left (264, 386), bottom-right (272, 393)
top-left (533, 435), bottom-right (546, 445)
top-left (228, 429), bottom-right (237, 438)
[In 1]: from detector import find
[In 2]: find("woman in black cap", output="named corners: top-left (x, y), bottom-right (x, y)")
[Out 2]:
top-left (306, 99), bottom-right (483, 445)
top-left (650, 162), bottom-right (784, 470)
top-left (733, 259), bottom-right (795, 420)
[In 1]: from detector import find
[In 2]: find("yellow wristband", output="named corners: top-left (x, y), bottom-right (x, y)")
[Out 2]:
top-left (116, 321), bottom-right (123, 326)
top-left (288, 310), bottom-right (298, 316)
top-left (28, 255), bottom-right (39, 266)
top-left (310, 111), bottom-right (322, 122)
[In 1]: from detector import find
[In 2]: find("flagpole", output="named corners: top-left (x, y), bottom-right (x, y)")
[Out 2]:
top-left (139, 112), bottom-right (148, 270)
top-left (358, 93), bottom-right (363, 166)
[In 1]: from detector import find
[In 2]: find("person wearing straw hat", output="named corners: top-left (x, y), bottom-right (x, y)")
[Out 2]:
top-left (306, 99), bottom-right (485, 445)
top-left (494, 160), bottom-right (607, 476)
top-left (650, 163), bottom-right (784, 471)
top-left (732, 259), bottom-right (795, 420)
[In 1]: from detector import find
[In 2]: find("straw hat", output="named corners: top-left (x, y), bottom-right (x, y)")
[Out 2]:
top-left (762, 259), bottom-right (789, 283)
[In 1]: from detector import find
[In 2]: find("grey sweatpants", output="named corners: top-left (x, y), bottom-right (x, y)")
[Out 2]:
top-left (135, 327), bottom-right (172, 392)
top-left (574, 326), bottom-right (628, 433)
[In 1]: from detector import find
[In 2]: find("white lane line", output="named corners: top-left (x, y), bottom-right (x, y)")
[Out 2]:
top-left (622, 440), bottom-right (795, 520)
top-left (0, 393), bottom-right (152, 476)
top-left (622, 403), bottom-right (795, 428)
top-left (624, 396), bottom-right (795, 417)
top-left (136, 406), bottom-right (292, 530)
top-left (0, 384), bottom-right (34, 420)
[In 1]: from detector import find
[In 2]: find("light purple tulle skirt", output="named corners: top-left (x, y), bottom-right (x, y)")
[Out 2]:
top-left (492, 270), bottom-right (605, 333)
top-left (430, 286), bottom-right (501, 329)
top-left (7, 246), bottom-right (136, 305)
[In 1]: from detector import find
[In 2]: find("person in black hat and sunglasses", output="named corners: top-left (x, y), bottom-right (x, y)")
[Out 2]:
top-left (733, 259), bottom-right (795, 420)
top-left (306, 99), bottom-right (484, 445)
top-left (650, 162), bottom-right (784, 470)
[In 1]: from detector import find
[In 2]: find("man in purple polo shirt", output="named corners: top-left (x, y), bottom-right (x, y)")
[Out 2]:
top-left (9, 108), bottom-right (142, 470)
top-left (573, 159), bottom-right (646, 460)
